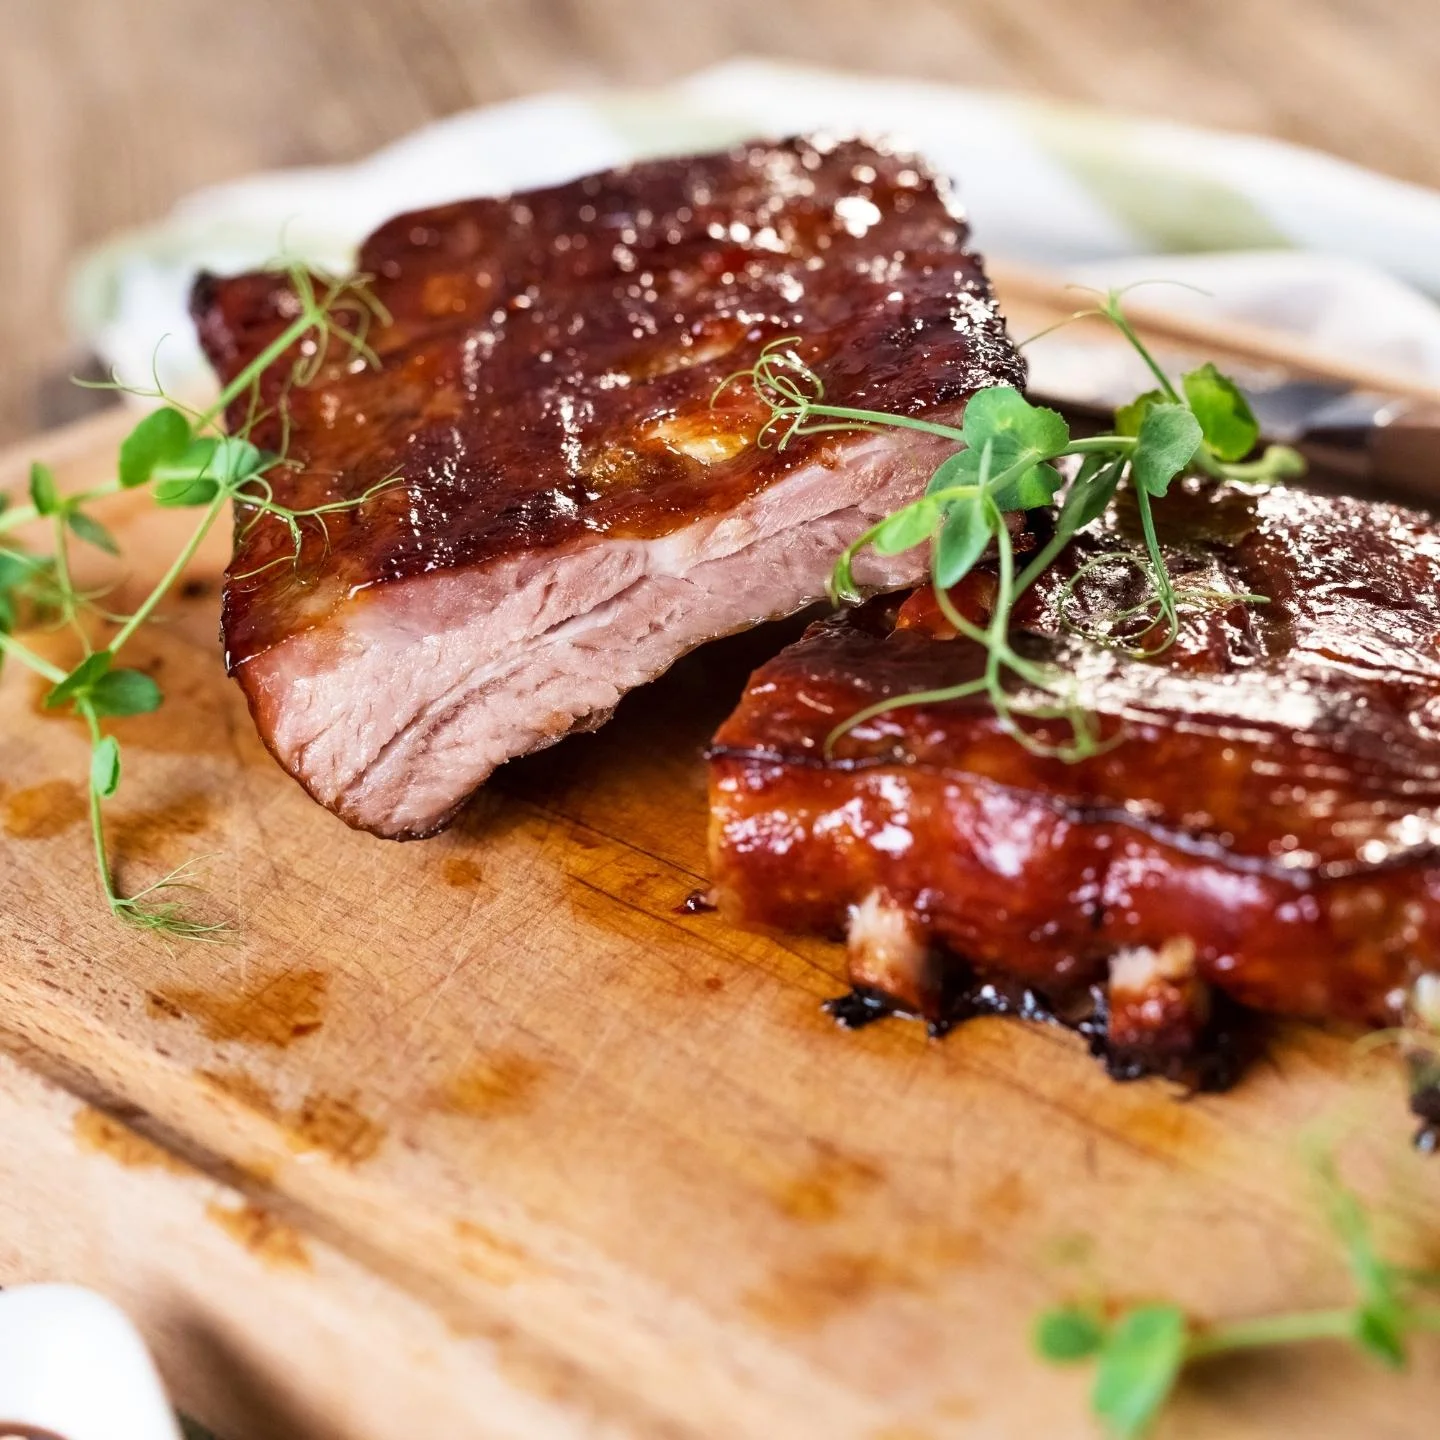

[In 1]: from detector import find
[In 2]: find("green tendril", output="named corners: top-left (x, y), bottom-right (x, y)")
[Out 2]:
top-left (1035, 1138), bottom-right (1440, 1437)
top-left (717, 295), bottom-right (1305, 761)
top-left (3, 262), bottom-right (394, 938)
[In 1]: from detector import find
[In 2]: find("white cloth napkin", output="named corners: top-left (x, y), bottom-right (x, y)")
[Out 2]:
top-left (0, 1286), bottom-right (181, 1440)
top-left (70, 57), bottom-right (1440, 401)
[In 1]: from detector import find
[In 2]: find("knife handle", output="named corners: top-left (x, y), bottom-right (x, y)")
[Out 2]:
top-left (1296, 401), bottom-right (1440, 509)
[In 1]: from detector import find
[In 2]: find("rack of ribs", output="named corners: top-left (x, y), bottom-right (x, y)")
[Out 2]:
top-left (192, 136), bottom-right (1023, 837)
top-left (707, 479), bottom-right (1440, 1111)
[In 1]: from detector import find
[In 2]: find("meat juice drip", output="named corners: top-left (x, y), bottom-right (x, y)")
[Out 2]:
top-left (824, 970), bottom-right (1257, 1095)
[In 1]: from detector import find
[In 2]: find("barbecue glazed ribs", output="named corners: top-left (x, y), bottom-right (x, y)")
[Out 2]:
top-left (708, 480), bottom-right (1440, 1089)
top-left (192, 137), bottom-right (1022, 837)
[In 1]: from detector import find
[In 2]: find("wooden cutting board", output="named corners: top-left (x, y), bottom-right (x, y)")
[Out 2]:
top-left (1, 405), bottom-right (1438, 1440)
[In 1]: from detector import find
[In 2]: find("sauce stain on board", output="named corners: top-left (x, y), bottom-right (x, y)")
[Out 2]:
top-left (438, 1052), bottom-right (545, 1118)
top-left (1, 779), bottom-right (86, 839)
top-left (288, 1092), bottom-right (385, 1166)
top-left (240, 1156), bottom-right (280, 1186)
top-left (491, 1326), bottom-right (596, 1409)
top-left (745, 1249), bottom-right (922, 1331)
top-left (744, 1226), bottom-right (983, 1331)
top-left (1101, 1091), bottom-right (1213, 1162)
top-left (934, 1394), bottom-right (977, 1421)
top-left (149, 968), bottom-right (329, 1047)
top-left (206, 1201), bottom-right (313, 1272)
top-left (73, 1106), bottom-right (189, 1174)
top-left (771, 1144), bottom-right (884, 1223)
top-left (441, 855), bottom-right (486, 889)
top-left (1040, 1230), bottom-right (1095, 1268)
top-left (198, 1067), bottom-right (282, 1121)
top-left (198, 1068), bottom-right (384, 1169)
top-left (110, 792), bottom-right (215, 863)
top-left (971, 1171), bottom-right (1028, 1228)
top-left (453, 1218), bottom-right (533, 1285)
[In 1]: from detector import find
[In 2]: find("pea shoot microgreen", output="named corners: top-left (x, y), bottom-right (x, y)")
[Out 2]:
top-left (1033, 1145), bottom-right (1440, 1437)
top-left (1, 265), bottom-right (395, 938)
top-left (714, 289), bottom-right (1305, 761)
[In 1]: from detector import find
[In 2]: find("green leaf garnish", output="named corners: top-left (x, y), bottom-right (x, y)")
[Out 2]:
top-left (1036, 1143), bottom-right (1440, 1436)
top-left (1115, 388), bottom-right (1165, 439)
top-left (1182, 362), bottom-right (1260, 462)
top-left (1131, 404), bottom-right (1202, 498)
top-left (118, 406), bottom-right (192, 489)
top-left (934, 492), bottom-right (992, 588)
top-left (1057, 455), bottom-right (1125, 536)
top-left (0, 548), bottom-right (43, 591)
top-left (991, 459), bottom-right (1064, 512)
top-left (871, 497), bottom-right (943, 556)
top-left (29, 462), bottom-right (61, 516)
top-left (180, 435), bottom-right (267, 484)
top-left (1355, 1306), bottom-right (1408, 1369)
top-left (718, 292), bottom-right (1304, 764)
top-left (151, 435), bottom-right (270, 506)
top-left (0, 262), bottom-right (393, 937)
top-left (44, 651), bottom-right (113, 710)
top-left (41, 653), bottom-right (157, 718)
top-left (154, 474), bottom-right (223, 508)
top-left (925, 449), bottom-right (969, 496)
top-left (949, 387), bottom-right (1069, 510)
top-left (1092, 1306), bottom-right (1188, 1439)
top-left (66, 509), bottom-right (120, 555)
top-left (88, 667), bottom-right (163, 718)
top-left (962, 384), bottom-right (1069, 458)
top-left (1034, 1306), bottom-right (1107, 1363)
top-left (90, 735), bottom-right (122, 799)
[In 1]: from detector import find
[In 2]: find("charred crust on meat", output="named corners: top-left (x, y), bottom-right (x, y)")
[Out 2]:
top-left (823, 961), bottom-right (1254, 1093)
top-left (709, 479), bottom-right (1440, 1125)
top-left (191, 137), bottom-right (1024, 837)
top-left (1408, 1067), bottom-right (1440, 1154)
top-left (824, 986), bottom-right (902, 1030)
top-left (1406, 976), bottom-right (1440, 1150)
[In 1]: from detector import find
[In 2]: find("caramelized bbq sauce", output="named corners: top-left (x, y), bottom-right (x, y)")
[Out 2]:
top-left (709, 478), bottom-right (1440, 1111)
top-left (191, 137), bottom-right (1024, 670)
top-left (714, 481), bottom-right (1440, 877)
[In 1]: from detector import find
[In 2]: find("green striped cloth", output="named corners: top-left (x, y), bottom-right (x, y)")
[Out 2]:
top-left (72, 57), bottom-right (1440, 398)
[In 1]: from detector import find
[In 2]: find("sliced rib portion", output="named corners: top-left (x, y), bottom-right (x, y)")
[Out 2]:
top-left (708, 480), bottom-right (1440, 1087)
top-left (192, 137), bottom-right (1023, 836)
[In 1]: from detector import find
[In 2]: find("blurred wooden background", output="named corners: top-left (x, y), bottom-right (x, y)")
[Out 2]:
top-left (5, 0), bottom-right (1440, 447)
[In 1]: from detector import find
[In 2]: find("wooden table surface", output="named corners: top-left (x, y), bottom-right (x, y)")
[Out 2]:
top-left (5, 0), bottom-right (1440, 447)
top-left (5, 9), bottom-right (1440, 1437)
top-left (4, 400), bottom-right (1439, 1440)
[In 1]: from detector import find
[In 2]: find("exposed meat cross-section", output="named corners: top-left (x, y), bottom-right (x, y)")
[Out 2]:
top-left (192, 136), bottom-right (1023, 837)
